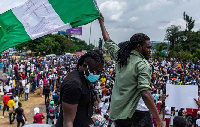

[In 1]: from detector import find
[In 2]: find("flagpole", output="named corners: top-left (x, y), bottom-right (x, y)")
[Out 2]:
top-left (89, 23), bottom-right (92, 45)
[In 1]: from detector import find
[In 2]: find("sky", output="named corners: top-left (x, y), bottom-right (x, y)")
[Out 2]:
top-left (1, 0), bottom-right (200, 46)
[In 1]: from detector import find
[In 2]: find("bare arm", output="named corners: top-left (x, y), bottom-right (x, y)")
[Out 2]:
top-left (194, 98), bottom-right (200, 107)
top-left (141, 90), bottom-right (164, 127)
top-left (22, 111), bottom-right (27, 121)
top-left (98, 13), bottom-right (110, 42)
top-left (62, 102), bottom-right (78, 127)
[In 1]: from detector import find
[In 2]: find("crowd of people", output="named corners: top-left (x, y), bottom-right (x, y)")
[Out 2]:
top-left (0, 54), bottom-right (78, 126)
top-left (1, 15), bottom-right (200, 127)
top-left (1, 51), bottom-right (200, 127)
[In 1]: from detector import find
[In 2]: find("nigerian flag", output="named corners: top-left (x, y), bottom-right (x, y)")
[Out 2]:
top-left (0, 0), bottom-right (100, 53)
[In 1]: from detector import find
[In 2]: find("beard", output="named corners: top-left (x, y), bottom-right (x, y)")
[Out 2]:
top-left (141, 48), bottom-right (149, 60)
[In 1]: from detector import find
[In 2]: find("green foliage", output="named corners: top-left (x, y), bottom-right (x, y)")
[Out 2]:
top-left (165, 25), bottom-right (181, 49)
top-left (168, 50), bottom-right (192, 60)
top-left (15, 34), bottom-right (95, 55)
top-left (192, 49), bottom-right (200, 59)
top-left (152, 43), bottom-right (168, 60)
top-left (164, 12), bottom-right (200, 61)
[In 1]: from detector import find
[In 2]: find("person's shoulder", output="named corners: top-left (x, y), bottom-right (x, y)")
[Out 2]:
top-left (63, 70), bottom-right (82, 84)
top-left (38, 112), bottom-right (44, 115)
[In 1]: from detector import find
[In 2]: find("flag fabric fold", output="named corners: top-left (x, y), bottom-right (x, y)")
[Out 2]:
top-left (0, 0), bottom-right (100, 53)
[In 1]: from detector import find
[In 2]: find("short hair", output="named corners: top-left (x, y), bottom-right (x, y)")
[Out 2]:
top-left (18, 102), bottom-right (22, 107)
top-left (10, 96), bottom-right (14, 99)
top-left (173, 116), bottom-right (186, 127)
top-left (77, 50), bottom-right (104, 68)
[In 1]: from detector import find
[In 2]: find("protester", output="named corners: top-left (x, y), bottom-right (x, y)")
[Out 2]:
top-left (44, 85), bottom-right (51, 105)
top-left (15, 102), bottom-right (27, 127)
top-left (56, 50), bottom-right (104, 127)
top-left (7, 96), bottom-right (15, 124)
top-left (47, 109), bottom-right (55, 125)
top-left (164, 106), bottom-right (171, 127)
top-left (99, 13), bottom-right (163, 127)
top-left (25, 81), bottom-right (30, 101)
top-left (1, 92), bottom-right (10, 118)
top-left (173, 116), bottom-right (186, 127)
top-left (33, 109), bottom-right (45, 124)
top-left (14, 93), bottom-right (19, 109)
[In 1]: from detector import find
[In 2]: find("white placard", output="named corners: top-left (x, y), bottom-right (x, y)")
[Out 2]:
top-left (165, 84), bottom-right (198, 109)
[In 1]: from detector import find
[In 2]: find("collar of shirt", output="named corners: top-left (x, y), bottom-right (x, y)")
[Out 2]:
top-left (130, 50), bottom-right (145, 59)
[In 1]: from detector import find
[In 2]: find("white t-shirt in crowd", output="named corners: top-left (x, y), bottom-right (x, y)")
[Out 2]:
top-left (22, 80), bottom-right (26, 87)
top-left (100, 102), bottom-right (109, 116)
top-left (39, 79), bottom-right (43, 88)
top-left (9, 64), bottom-right (12, 69)
top-left (63, 71), bottom-right (67, 75)
top-left (14, 96), bottom-right (18, 108)
top-left (101, 96), bottom-right (110, 102)
top-left (25, 84), bottom-right (30, 93)
top-left (20, 64), bottom-right (24, 72)
top-left (4, 85), bottom-right (11, 92)
top-left (27, 66), bottom-right (30, 71)
top-left (9, 80), bottom-right (13, 87)
top-left (165, 107), bottom-right (171, 118)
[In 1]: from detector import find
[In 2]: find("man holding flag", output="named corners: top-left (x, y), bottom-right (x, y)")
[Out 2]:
top-left (98, 13), bottom-right (164, 127)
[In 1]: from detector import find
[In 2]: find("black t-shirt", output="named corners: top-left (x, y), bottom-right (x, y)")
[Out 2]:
top-left (44, 88), bottom-right (50, 95)
top-left (56, 70), bottom-right (93, 127)
top-left (47, 114), bottom-right (55, 124)
top-left (15, 107), bottom-right (23, 119)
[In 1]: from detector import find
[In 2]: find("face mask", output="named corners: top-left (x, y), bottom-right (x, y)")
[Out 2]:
top-left (84, 65), bottom-right (100, 82)
top-left (85, 73), bottom-right (100, 82)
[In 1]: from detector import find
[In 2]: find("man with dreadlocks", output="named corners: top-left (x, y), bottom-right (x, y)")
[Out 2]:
top-left (98, 13), bottom-right (164, 127)
top-left (55, 50), bottom-right (104, 127)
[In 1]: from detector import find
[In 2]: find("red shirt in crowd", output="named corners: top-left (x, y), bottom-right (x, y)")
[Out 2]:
top-left (3, 94), bottom-right (10, 105)
top-left (21, 74), bottom-right (26, 79)
top-left (102, 88), bottom-right (109, 97)
top-left (14, 65), bottom-right (18, 71)
top-left (33, 113), bottom-right (44, 123)
top-left (186, 108), bottom-right (198, 117)
top-left (37, 73), bottom-right (40, 80)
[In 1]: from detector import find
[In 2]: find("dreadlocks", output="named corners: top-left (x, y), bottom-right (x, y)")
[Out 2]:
top-left (77, 50), bottom-right (104, 68)
top-left (117, 33), bottom-right (150, 68)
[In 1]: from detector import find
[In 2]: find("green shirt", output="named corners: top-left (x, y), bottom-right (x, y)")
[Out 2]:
top-left (105, 40), bottom-right (152, 120)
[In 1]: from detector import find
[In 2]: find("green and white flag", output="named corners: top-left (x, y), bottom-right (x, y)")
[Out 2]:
top-left (0, 0), bottom-right (100, 53)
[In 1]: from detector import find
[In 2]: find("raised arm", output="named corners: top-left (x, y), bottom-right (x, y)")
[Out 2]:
top-left (98, 13), bottom-right (110, 42)
top-left (98, 13), bottom-right (119, 60)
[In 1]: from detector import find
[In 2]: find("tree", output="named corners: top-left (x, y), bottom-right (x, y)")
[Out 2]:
top-left (15, 33), bottom-right (95, 55)
top-left (152, 43), bottom-right (168, 60)
top-left (165, 25), bottom-right (181, 50)
top-left (183, 12), bottom-right (195, 53)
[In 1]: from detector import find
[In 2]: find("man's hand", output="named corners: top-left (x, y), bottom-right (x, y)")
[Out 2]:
top-left (98, 13), bottom-right (110, 42)
top-left (194, 98), bottom-right (200, 107)
top-left (98, 13), bottom-right (104, 23)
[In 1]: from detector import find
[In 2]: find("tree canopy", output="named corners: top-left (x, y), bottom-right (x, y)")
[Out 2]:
top-left (15, 34), bottom-right (95, 55)
top-left (164, 12), bottom-right (200, 60)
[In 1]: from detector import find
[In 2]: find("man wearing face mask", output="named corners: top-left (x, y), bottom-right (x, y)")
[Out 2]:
top-left (56, 50), bottom-right (104, 127)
